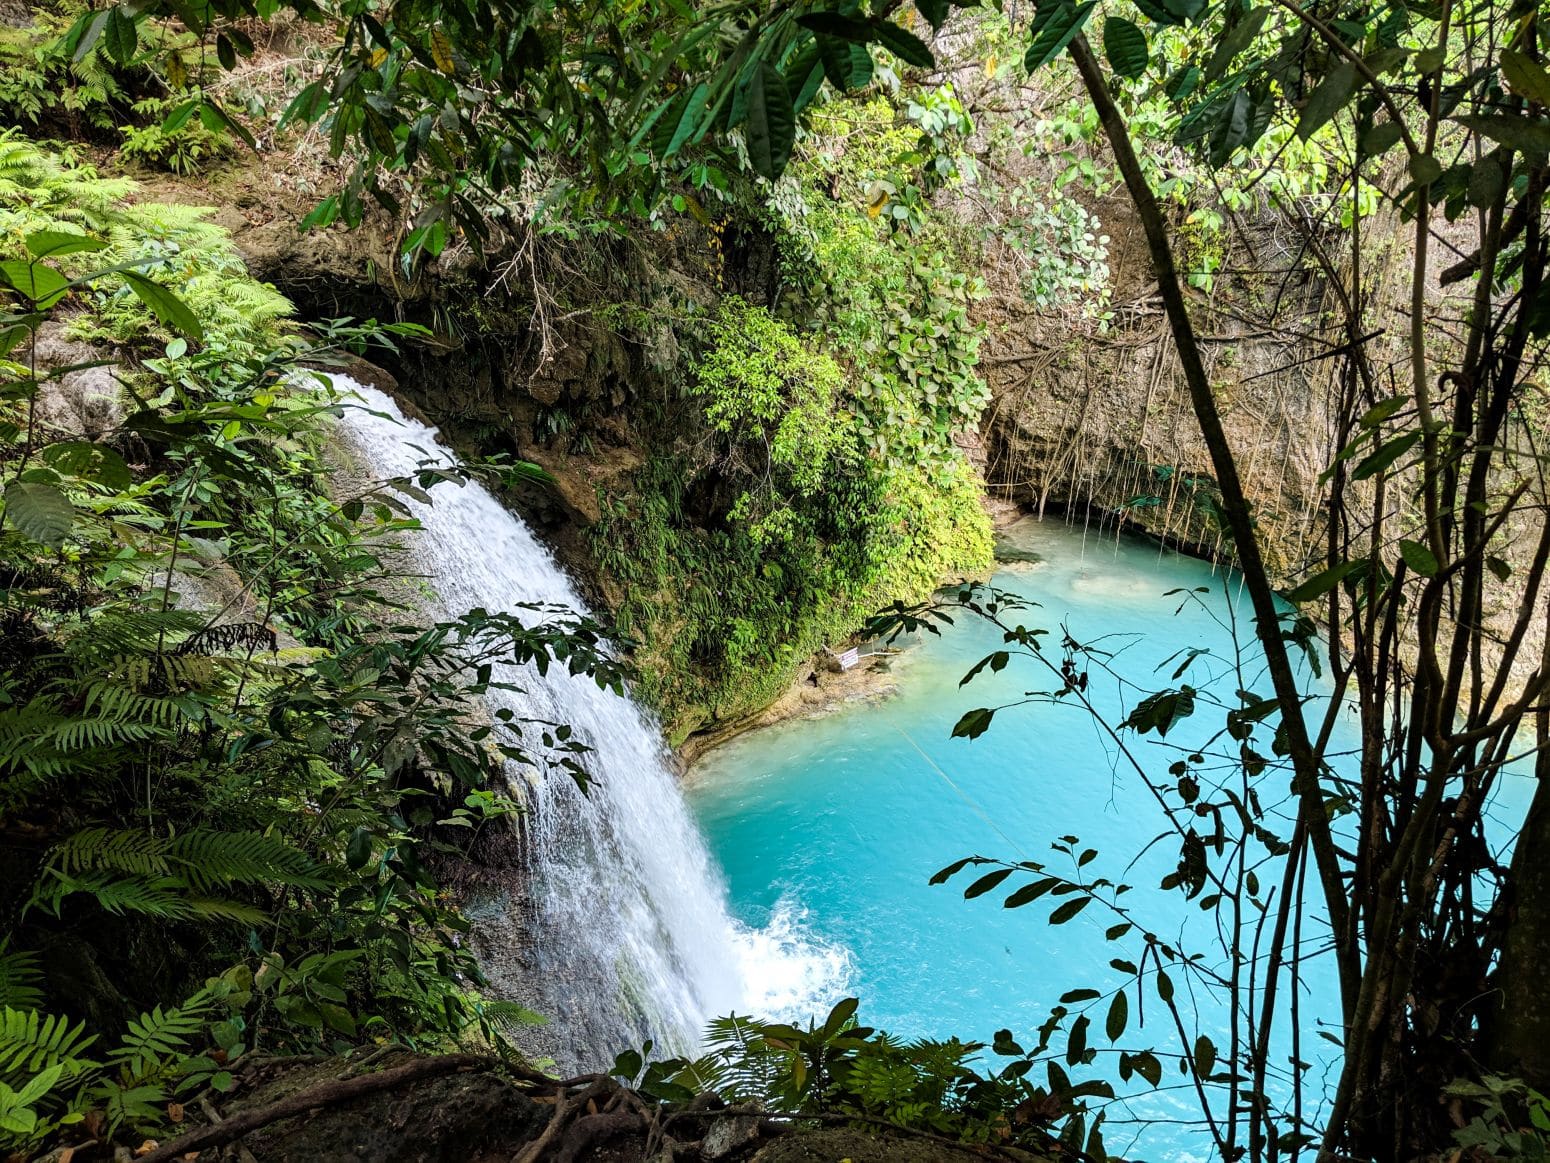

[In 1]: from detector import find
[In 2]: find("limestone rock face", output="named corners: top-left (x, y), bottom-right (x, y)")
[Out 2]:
top-left (30, 323), bottom-right (123, 440)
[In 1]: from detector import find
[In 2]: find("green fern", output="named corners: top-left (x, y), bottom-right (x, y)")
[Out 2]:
top-left (0, 1008), bottom-right (99, 1082)
top-left (48, 828), bottom-right (171, 880)
top-left (29, 870), bottom-right (200, 920)
top-left (0, 944), bottom-right (42, 1012)
top-left (106, 991), bottom-right (214, 1082)
top-left (166, 830), bottom-right (333, 893)
top-left (30, 828), bottom-right (334, 923)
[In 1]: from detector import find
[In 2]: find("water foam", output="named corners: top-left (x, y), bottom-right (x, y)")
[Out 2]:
top-left (732, 896), bottom-right (857, 1023)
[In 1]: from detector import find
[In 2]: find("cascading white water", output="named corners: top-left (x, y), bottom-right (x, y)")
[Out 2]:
top-left (329, 375), bottom-right (851, 1068)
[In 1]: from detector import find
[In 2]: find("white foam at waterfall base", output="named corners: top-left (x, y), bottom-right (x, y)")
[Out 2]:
top-left (731, 895), bottom-right (857, 1024)
top-left (329, 375), bottom-right (850, 1065)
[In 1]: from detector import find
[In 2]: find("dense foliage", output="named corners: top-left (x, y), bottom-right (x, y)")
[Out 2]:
top-left (0, 141), bottom-right (633, 1151)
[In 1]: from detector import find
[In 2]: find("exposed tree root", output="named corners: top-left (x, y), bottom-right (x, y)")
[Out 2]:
top-left (136, 1053), bottom-right (492, 1163)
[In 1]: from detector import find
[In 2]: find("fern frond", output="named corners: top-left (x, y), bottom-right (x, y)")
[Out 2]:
top-left (81, 680), bottom-right (203, 727)
top-left (0, 944), bottom-right (42, 1012)
top-left (49, 828), bottom-right (171, 880)
top-left (62, 609), bottom-right (204, 664)
top-left (107, 991), bottom-right (213, 1082)
top-left (165, 830), bottom-right (333, 892)
top-left (31, 828), bottom-right (332, 922)
top-left (29, 870), bottom-right (195, 919)
top-left (0, 1007), bottom-right (99, 1082)
top-left (180, 897), bottom-right (267, 923)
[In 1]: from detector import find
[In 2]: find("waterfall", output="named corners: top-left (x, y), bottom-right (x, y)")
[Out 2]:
top-left (330, 375), bottom-right (773, 1068)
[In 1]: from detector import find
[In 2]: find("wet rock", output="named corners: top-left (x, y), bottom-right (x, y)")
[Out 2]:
top-left (700, 1105), bottom-right (764, 1159)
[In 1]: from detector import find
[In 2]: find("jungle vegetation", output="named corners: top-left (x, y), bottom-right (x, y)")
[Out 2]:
top-left (1, 0), bottom-right (1549, 1159)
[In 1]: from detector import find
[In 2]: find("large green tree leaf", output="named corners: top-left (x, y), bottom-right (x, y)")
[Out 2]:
top-left (1102, 17), bottom-right (1148, 78)
top-left (121, 272), bottom-right (205, 341)
top-left (1025, 0), bottom-right (1096, 74)
top-left (1296, 60), bottom-right (1358, 140)
top-left (745, 61), bottom-right (794, 181)
top-left (4, 481), bottom-right (73, 547)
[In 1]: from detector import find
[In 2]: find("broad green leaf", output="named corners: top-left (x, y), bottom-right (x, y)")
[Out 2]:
top-left (1132, 1050), bottom-right (1163, 1085)
top-left (278, 81), bottom-right (328, 130)
top-left (1468, 150), bottom-right (1508, 209)
top-left (1351, 430), bottom-right (1421, 479)
top-left (121, 271), bottom-right (204, 341)
top-left (300, 195), bottom-right (341, 232)
top-left (1359, 121), bottom-right (1404, 157)
top-left (818, 36), bottom-right (874, 90)
top-left (951, 706), bottom-right (995, 739)
top-left (1453, 114), bottom-right (1550, 157)
top-left (964, 867), bottom-right (1013, 898)
top-left (1131, 0), bottom-right (1182, 25)
top-left (1050, 896), bottom-right (1090, 924)
top-left (916, 0), bottom-right (951, 30)
top-left (196, 98), bottom-right (256, 149)
top-left (874, 21), bottom-right (934, 68)
top-left (1283, 558), bottom-right (1369, 603)
top-left (72, 8), bottom-right (110, 60)
top-left (1162, 0), bottom-right (1206, 21)
top-left (1204, 6), bottom-right (1267, 81)
top-left (346, 827), bottom-right (372, 870)
top-left (1060, 988), bottom-right (1101, 1003)
top-left (4, 481), bottom-right (73, 546)
top-left (1408, 151), bottom-right (1442, 185)
top-left (25, 231), bottom-right (107, 260)
top-left (1297, 61), bottom-right (1358, 140)
top-left (1025, 1), bottom-right (1096, 74)
top-left (665, 84), bottom-right (709, 156)
top-left (429, 28), bottom-right (455, 74)
top-left (161, 100), bottom-right (199, 134)
top-left (786, 45), bottom-right (826, 114)
top-left (1004, 877), bottom-right (1058, 907)
top-left (1105, 990), bottom-right (1128, 1041)
top-left (1209, 88), bottom-right (1252, 166)
top-left (1194, 1035), bottom-right (1217, 1079)
top-left (1502, 50), bottom-right (1550, 107)
top-left (929, 856), bottom-right (974, 884)
top-left (0, 323), bottom-right (31, 358)
top-left (1397, 538), bottom-right (1438, 577)
top-left (1165, 65), bottom-right (1201, 100)
top-left (795, 12), bottom-right (877, 41)
top-left (0, 261), bottom-right (70, 307)
top-left (745, 61), bottom-right (795, 181)
top-left (1357, 395), bottom-right (1408, 426)
top-left (822, 996), bottom-right (859, 1035)
top-left (103, 7), bottom-right (138, 66)
top-left (1065, 1014), bottom-right (1089, 1064)
top-left (1103, 17), bottom-right (1148, 79)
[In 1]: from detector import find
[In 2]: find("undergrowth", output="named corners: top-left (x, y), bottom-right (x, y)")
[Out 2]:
top-left (589, 94), bottom-right (995, 740)
top-left (0, 134), bottom-right (597, 1154)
